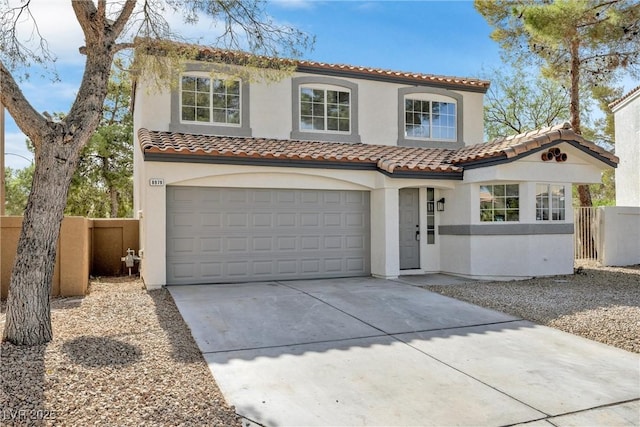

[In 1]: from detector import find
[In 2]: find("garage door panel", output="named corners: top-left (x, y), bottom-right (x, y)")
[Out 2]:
top-left (324, 192), bottom-right (341, 204)
top-left (170, 187), bottom-right (197, 203)
top-left (324, 236), bottom-right (343, 249)
top-left (201, 213), bottom-right (222, 227)
top-left (200, 237), bottom-right (222, 253)
top-left (325, 258), bottom-right (344, 272)
top-left (276, 236), bottom-right (297, 251)
top-left (300, 236), bottom-right (320, 250)
top-left (301, 259), bottom-right (320, 273)
top-left (226, 237), bottom-right (249, 252)
top-left (276, 191), bottom-right (296, 204)
top-left (169, 237), bottom-right (195, 254)
top-left (201, 262), bottom-right (223, 279)
top-left (300, 213), bottom-right (320, 227)
top-left (252, 236), bottom-right (273, 251)
top-left (167, 187), bottom-right (370, 284)
top-left (346, 257), bottom-right (366, 272)
top-left (346, 235), bottom-right (366, 249)
top-left (252, 213), bottom-right (273, 227)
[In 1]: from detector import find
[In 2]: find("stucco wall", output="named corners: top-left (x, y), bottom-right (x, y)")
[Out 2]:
top-left (437, 168), bottom-right (577, 279)
top-left (1, 217), bottom-right (140, 299)
top-left (132, 62), bottom-right (616, 286)
top-left (1, 216), bottom-right (90, 299)
top-left (597, 206), bottom-right (640, 266)
top-left (464, 144), bottom-right (608, 186)
top-left (133, 68), bottom-right (486, 147)
top-left (136, 155), bottom-right (593, 286)
top-left (613, 91), bottom-right (640, 207)
top-left (440, 234), bottom-right (574, 280)
top-left (136, 161), bottom-right (457, 288)
top-left (91, 219), bottom-right (140, 276)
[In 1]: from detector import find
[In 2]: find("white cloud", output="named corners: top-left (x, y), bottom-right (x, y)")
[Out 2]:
top-left (3, 130), bottom-right (33, 170)
top-left (9, 0), bottom-right (85, 66)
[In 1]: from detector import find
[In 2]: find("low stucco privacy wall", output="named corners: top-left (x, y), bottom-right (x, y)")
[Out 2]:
top-left (1, 217), bottom-right (139, 299)
top-left (597, 206), bottom-right (640, 267)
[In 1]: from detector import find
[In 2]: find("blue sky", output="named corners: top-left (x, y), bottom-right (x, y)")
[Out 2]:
top-left (1, 1), bottom-right (634, 169)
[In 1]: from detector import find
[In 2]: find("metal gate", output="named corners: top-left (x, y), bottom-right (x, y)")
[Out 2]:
top-left (574, 207), bottom-right (599, 261)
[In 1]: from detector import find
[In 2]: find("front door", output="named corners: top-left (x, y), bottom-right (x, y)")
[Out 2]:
top-left (399, 188), bottom-right (420, 269)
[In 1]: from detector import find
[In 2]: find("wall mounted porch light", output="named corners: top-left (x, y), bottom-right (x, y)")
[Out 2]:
top-left (437, 198), bottom-right (445, 212)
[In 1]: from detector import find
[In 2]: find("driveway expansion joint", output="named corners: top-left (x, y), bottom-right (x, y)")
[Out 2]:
top-left (171, 278), bottom-right (640, 426)
top-left (200, 333), bottom-right (391, 355)
top-left (277, 280), bottom-right (390, 335)
top-left (277, 281), bottom-right (548, 417)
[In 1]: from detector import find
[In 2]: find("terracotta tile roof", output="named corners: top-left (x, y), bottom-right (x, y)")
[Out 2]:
top-left (141, 39), bottom-right (490, 92)
top-left (609, 84), bottom-right (640, 110)
top-left (138, 129), bottom-right (462, 175)
top-left (295, 60), bottom-right (490, 92)
top-left (139, 122), bottom-right (618, 176)
top-left (450, 122), bottom-right (619, 166)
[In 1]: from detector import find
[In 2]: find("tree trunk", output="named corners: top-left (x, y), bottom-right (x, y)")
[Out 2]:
top-left (109, 186), bottom-right (119, 218)
top-left (2, 137), bottom-right (79, 345)
top-left (569, 36), bottom-right (592, 207)
top-left (1, 0), bottom-right (132, 346)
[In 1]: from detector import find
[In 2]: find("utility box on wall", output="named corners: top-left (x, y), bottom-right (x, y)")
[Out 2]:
top-left (91, 219), bottom-right (140, 276)
top-left (1, 217), bottom-right (140, 300)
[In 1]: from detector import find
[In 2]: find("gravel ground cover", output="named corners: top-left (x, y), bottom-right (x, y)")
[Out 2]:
top-left (0, 277), bottom-right (241, 426)
top-left (424, 262), bottom-right (640, 354)
top-left (1, 264), bottom-right (637, 425)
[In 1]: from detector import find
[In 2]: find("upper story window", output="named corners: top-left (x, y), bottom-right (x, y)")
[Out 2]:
top-left (397, 87), bottom-right (463, 149)
top-left (291, 76), bottom-right (361, 144)
top-left (536, 184), bottom-right (566, 221)
top-left (405, 98), bottom-right (456, 140)
top-left (181, 75), bottom-right (241, 125)
top-left (300, 87), bottom-right (350, 133)
top-left (170, 67), bottom-right (251, 137)
top-left (480, 184), bottom-right (520, 222)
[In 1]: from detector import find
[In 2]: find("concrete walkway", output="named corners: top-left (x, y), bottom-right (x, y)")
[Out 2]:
top-left (169, 277), bottom-right (640, 426)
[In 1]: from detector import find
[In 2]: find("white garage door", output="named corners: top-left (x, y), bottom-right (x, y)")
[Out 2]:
top-left (166, 187), bottom-right (371, 284)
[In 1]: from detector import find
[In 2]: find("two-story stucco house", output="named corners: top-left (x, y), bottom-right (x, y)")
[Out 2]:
top-left (611, 86), bottom-right (640, 207)
top-left (132, 45), bottom-right (617, 289)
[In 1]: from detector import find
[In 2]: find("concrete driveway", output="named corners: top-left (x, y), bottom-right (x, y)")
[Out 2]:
top-left (169, 277), bottom-right (640, 426)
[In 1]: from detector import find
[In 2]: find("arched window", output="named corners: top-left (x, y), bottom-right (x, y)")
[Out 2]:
top-left (291, 76), bottom-right (361, 143)
top-left (398, 87), bottom-right (463, 148)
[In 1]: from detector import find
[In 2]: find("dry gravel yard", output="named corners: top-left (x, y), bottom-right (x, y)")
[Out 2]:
top-left (424, 262), bottom-right (640, 354)
top-left (1, 264), bottom-right (638, 425)
top-left (0, 277), bottom-right (241, 426)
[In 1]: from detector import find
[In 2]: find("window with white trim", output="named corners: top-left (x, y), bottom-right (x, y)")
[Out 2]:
top-left (181, 75), bottom-right (240, 125)
top-left (405, 96), bottom-right (456, 140)
top-left (480, 184), bottom-right (519, 222)
top-left (300, 86), bottom-right (350, 133)
top-left (536, 184), bottom-right (566, 221)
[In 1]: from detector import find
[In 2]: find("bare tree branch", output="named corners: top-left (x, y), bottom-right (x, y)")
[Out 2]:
top-left (71, 0), bottom-right (98, 38)
top-left (110, 0), bottom-right (136, 37)
top-left (0, 60), bottom-right (49, 146)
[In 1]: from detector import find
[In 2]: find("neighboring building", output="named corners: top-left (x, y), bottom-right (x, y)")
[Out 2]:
top-left (133, 46), bottom-right (617, 289)
top-left (611, 86), bottom-right (640, 207)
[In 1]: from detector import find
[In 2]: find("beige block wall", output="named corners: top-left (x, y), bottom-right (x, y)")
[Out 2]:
top-left (91, 219), bottom-right (140, 276)
top-left (1, 217), bottom-right (139, 300)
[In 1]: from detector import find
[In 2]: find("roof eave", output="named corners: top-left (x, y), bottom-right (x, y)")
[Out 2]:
top-left (142, 150), bottom-right (464, 179)
top-left (458, 139), bottom-right (618, 170)
top-left (295, 65), bottom-right (490, 93)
